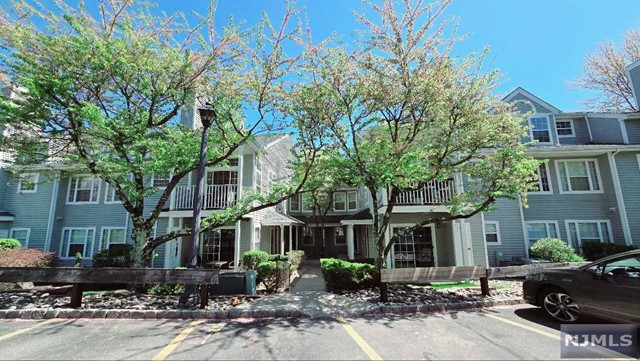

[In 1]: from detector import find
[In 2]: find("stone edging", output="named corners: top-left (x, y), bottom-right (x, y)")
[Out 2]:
top-left (356, 298), bottom-right (524, 316)
top-left (0, 298), bottom-right (524, 320)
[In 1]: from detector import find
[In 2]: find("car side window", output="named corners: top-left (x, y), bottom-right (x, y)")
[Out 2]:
top-left (602, 255), bottom-right (640, 278)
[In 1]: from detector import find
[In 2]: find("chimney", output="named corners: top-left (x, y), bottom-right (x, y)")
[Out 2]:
top-left (627, 60), bottom-right (640, 110)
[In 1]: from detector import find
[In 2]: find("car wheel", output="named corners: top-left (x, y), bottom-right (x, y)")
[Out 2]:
top-left (540, 287), bottom-right (581, 323)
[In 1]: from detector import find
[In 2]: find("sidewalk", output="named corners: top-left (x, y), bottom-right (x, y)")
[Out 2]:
top-left (237, 263), bottom-right (372, 318)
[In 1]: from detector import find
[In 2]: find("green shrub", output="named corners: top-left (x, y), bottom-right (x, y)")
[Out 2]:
top-left (286, 250), bottom-right (305, 269)
top-left (256, 261), bottom-right (290, 293)
top-left (147, 283), bottom-right (185, 295)
top-left (0, 238), bottom-right (21, 250)
top-left (268, 254), bottom-right (288, 262)
top-left (242, 250), bottom-right (270, 270)
top-left (530, 238), bottom-right (584, 263)
top-left (581, 241), bottom-right (635, 261)
top-left (0, 248), bottom-right (56, 267)
top-left (93, 245), bottom-right (134, 268)
top-left (320, 258), bottom-right (380, 291)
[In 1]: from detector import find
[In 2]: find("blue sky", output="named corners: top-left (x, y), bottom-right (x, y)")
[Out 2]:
top-left (163, 1), bottom-right (639, 111)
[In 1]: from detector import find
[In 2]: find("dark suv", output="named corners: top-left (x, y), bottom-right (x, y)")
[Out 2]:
top-left (523, 250), bottom-right (640, 323)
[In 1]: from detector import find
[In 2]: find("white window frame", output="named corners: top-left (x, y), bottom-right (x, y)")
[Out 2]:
top-left (253, 227), bottom-right (261, 250)
top-left (565, 220), bottom-right (614, 249)
top-left (301, 194), bottom-right (313, 212)
top-left (529, 115), bottom-right (553, 145)
top-left (17, 173), bottom-right (39, 193)
top-left (290, 194), bottom-right (301, 212)
top-left (59, 227), bottom-right (96, 259)
top-left (525, 221), bottom-right (560, 247)
top-left (555, 119), bottom-right (575, 138)
top-left (66, 175), bottom-right (101, 204)
top-left (9, 228), bottom-right (30, 248)
top-left (151, 173), bottom-right (171, 189)
top-left (301, 227), bottom-right (315, 246)
top-left (484, 221), bottom-right (501, 245)
top-left (334, 226), bottom-right (346, 246)
top-left (555, 159), bottom-right (603, 194)
top-left (333, 192), bottom-right (347, 212)
top-left (255, 157), bottom-right (262, 194)
top-left (529, 162), bottom-right (553, 194)
top-left (347, 190), bottom-right (358, 211)
top-left (103, 182), bottom-right (122, 204)
top-left (100, 227), bottom-right (127, 251)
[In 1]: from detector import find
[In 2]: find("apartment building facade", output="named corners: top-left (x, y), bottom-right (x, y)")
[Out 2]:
top-left (2, 61), bottom-right (640, 269)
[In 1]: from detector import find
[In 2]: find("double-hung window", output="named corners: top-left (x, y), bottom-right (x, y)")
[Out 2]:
top-left (484, 222), bottom-right (501, 245)
top-left (526, 221), bottom-right (559, 246)
top-left (255, 158), bottom-right (262, 194)
top-left (557, 160), bottom-right (602, 193)
top-left (567, 221), bottom-right (611, 250)
top-left (290, 194), bottom-right (301, 212)
top-left (100, 227), bottom-right (126, 251)
top-left (529, 163), bottom-right (552, 193)
top-left (334, 227), bottom-right (346, 245)
top-left (152, 173), bottom-right (170, 188)
top-left (555, 120), bottom-right (575, 137)
top-left (530, 116), bottom-right (552, 144)
top-left (17, 173), bottom-right (38, 193)
top-left (347, 191), bottom-right (358, 211)
top-left (9, 228), bottom-right (30, 247)
top-left (333, 192), bottom-right (347, 211)
top-left (104, 182), bottom-right (121, 204)
top-left (67, 175), bottom-right (100, 204)
top-left (60, 228), bottom-right (95, 259)
top-left (301, 194), bottom-right (313, 212)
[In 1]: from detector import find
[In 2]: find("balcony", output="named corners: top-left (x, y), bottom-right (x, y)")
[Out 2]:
top-left (172, 184), bottom-right (237, 210)
top-left (396, 179), bottom-right (455, 205)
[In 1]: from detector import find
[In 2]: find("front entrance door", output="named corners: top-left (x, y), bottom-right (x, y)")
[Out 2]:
top-left (165, 238), bottom-right (182, 268)
top-left (200, 229), bottom-right (235, 267)
top-left (392, 226), bottom-right (435, 268)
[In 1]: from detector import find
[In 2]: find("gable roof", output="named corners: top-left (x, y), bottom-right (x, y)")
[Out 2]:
top-left (502, 87), bottom-right (561, 114)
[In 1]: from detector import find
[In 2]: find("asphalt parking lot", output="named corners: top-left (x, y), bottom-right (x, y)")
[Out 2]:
top-left (0, 305), bottom-right (624, 360)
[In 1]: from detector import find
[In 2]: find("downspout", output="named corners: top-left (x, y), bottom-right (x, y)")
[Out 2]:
top-left (518, 196), bottom-right (529, 258)
top-left (608, 149), bottom-right (632, 246)
top-left (584, 115), bottom-right (593, 143)
top-left (44, 172), bottom-right (60, 252)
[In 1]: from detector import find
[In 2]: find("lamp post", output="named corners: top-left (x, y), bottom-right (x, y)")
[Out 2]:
top-left (178, 105), bottom-right (215, 308)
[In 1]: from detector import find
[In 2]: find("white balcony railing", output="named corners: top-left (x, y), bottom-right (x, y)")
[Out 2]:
top-left (173, 184), bottom-right (237, 210)
top-left (396, 179), bottom-right (455, 205)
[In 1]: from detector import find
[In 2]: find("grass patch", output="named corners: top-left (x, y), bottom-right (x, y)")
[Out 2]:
top-left (83, 290), bottom-right (109, 296)
top-left (430, 281), bottom-right (477, 289)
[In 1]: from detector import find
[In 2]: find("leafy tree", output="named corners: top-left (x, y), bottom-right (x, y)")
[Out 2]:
top-left (0, 0), bottom-right (325, 266)
top-left (573, 29), bottom-right (640, 112)
top-left (296, 0), bottom-right (538, 276)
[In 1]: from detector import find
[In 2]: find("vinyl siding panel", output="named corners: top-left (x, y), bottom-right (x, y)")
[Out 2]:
top-left (616, 152), bottom-right (640, 246)
top-left (484, 199), bottom-right (526, 267)
top-left (588, 117), bottom-right (624, 144)
top-left (629, 64), bottom-right (640, 108)
top-left (468, 214), bottom-right (487, 267)
top-left (510, 93), bottom-right (554, 113)
top-left (625, 119), bottom-right (640, 144)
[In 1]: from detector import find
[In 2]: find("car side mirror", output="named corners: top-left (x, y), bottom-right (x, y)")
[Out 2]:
top-left (586, 266), bottom-right (600, 278)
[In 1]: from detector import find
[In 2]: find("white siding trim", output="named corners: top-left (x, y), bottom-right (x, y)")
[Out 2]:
top-left (607, 152), bottom-right (632, 246)
top-left (584, 115), bottom-right (594, 142)
top-left (619, 119), bottom-right (630, 144)
top-left (480, 212), bottom-right (490, 267)
top-left (517, 196), bottom-right (529, 257)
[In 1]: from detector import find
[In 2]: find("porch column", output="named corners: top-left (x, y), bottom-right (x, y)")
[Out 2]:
top-left (279, 225), bottom-right (285, 255)
top-left (346, 224), bottom-right (355, 260)
top-left (234, 220), bottom-right (241, 271)
top-left (384, 224), bottom-right (392, 268)
top-left (288, 225), bottom-right (293, 252)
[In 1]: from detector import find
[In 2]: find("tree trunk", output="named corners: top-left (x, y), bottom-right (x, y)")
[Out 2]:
top-left (132, 228), bottom-right (152, 268)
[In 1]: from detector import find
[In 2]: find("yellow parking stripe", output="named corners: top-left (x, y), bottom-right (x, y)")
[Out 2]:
top-left (485, 314), bottom-right (561, 340)
top-left (152, 320), bottom-right (204, 361)
top-left (0, 319), bottom-right (60, 342)
top-left (335, 317), bottom-right (383, 361)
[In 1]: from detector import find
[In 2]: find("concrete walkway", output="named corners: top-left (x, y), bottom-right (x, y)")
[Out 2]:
top-left (238, 263), bottom-right (372, 318)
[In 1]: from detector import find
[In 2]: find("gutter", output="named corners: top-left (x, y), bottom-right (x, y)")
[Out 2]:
top-left (607, 149), bottom-right (633, 246)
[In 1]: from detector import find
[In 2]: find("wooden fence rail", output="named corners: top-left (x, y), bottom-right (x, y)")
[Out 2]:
top-left (0, 267), bottom-right (220, 308)
top-left (380, 262), bottom-right (589, 301)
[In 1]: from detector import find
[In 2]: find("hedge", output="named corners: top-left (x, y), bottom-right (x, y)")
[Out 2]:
top-left (581, 241), bottom-right (635, 261)
top-left (530, 238), bottom-right (584, 263)
top-left (0, 248), bottom-right (57, 267)
top-left (242, 250), bottom-right (270, 270)
top-left (0, 238), bottom-right (21, 250)
top-left (320, 258), bottom-right (380, 291)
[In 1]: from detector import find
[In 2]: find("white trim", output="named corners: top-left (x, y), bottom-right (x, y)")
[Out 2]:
top-left (480, 212), bottom-right (490, 267)
top-left (347, 190), bottom-right (358, 211)
top-left (517, 196), bottom-right (529, 257)
top-left (59, 227), bottom-right (97, 259)
top-left (637, 154), bottom-right (640, 171)
top-left (333, 192), bottom-right (347, 212)
top-left (618, 119), bottom-right (630, 144)
top-left (625, 60), bottom-right (639, 107)
top-left (9, 228), bottom-right (30, 248)
top-left (66, 175), bottom-right (101, 205)
top-left (44, 173), bottom-right (60, 252)
top-left (17, 173), bottom-right (39, 193)
top-left (555, 118), bottom-right (576, 138)
top-left (103, 182), bottom-right (122, 204)
top-left (528, 114), bottom-right (553, 145)
top-left (564, 220), bottom-right (614, 249)
top-left (584, 115), bottom-right (594, 142)
top-left (528, 162), bottom-right (553, 194)
top-left (524, 221), bottom-right (560, 248)
top-left (484, 221), bottom-right (501, 245)
top-left (340, 219), bottom-right (374, 226)
top-left (502, 87), bottom-right (561, 113)
top-left (252, 224), bottom-right (261, 251)
top-left (555, 158), bottom-right (604, 194)
top-left (607, 152), bottom-right (632, 246)
top-left (390, 223), bottom-right (438, 268)
top-left (99, 227), bottom-right (127, 251)
top-left (289, 194), bottom-right (301, 212)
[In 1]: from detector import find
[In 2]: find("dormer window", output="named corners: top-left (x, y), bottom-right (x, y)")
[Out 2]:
top-left (556, 120), bottom-right (575, 137)
top-left (530, 116), bottom-right (551, 144)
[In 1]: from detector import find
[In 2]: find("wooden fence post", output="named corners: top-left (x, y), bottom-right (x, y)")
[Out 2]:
top-left (380, 282), bottom-right (388, 303)
top-left (69, 283), bottom-right (84, 308)
top-left (199, 284), bottom-right (209, 309)
top-left (480, 268), bottom-right (490, 296)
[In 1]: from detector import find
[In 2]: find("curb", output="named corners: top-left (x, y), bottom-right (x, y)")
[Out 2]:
top-left (0, 299), bottom-right (524, 320)
top-left (357, 298), bottom-right (525, 316)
